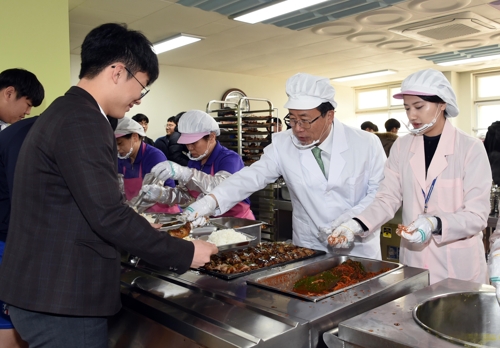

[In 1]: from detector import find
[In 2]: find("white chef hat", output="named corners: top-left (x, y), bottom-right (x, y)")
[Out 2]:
top-left (393, 69), bottom-right (459, 117)
top-left (284, 73), bottom-right (337, 110)
top-left (114, 117), bottom-right (146, 138)
top-left (178, 110), bottom-right (220, 144)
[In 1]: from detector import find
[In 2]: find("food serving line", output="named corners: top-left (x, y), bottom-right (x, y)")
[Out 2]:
top-left (108, 216), bottom-right (429, 348)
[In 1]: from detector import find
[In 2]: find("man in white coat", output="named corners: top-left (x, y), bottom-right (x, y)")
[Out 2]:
top-left (177, 73), bottom-right (386, 259)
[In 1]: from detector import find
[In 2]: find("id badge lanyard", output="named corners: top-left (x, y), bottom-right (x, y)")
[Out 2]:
top-left (422, 178), bottom-right (437, 214)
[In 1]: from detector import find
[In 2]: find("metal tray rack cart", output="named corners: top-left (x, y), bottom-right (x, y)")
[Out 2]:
top-left (207, 98), bottom-right (276, 241)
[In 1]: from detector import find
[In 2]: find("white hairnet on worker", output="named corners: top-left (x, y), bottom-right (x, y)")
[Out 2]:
top-left (114, 117), bottom-right (146, 138)
top-left (284, 73), bottom-right (337, 110)
top-left (393, 69), bottom-right (459, 117)
top-left (178, 110), bottom-right (220, 144)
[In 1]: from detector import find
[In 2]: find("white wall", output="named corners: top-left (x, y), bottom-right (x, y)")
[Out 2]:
top-left (70, 55), bottom-right (488, 138)
top-left (71, 54), bottom-right (290, 141)
top-left (332, 83), bottom-right (356, 127)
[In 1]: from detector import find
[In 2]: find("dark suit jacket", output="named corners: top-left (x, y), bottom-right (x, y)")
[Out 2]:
top-left (0, 87), bottom-right (194, 316)
top-left (0, 117), bottom-right (38, 242)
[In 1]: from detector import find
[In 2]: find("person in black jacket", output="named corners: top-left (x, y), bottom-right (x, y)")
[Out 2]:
top-left (0, 23), bottom-right (217, 348)
top-left (484, 121), bottom-right (500, 185)
top-left (154, 115), bottom-right (175, 158)
top-left (132, 113), bottom-right (155, 146)
top-left (167, 112), bottom-right (189, 166)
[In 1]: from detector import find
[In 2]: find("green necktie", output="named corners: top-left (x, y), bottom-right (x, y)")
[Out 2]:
top-left (311, 147), bottom-right (325, 176)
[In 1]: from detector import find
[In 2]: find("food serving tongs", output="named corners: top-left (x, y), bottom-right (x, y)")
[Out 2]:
top-left (129, 173), bottom-right (161, 213)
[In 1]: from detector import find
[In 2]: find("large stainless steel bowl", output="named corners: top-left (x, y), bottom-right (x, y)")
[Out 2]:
top-left (413, 291), bottom-right (500, 347)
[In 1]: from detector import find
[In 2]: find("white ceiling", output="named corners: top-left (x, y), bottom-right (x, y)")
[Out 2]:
top-left (68, 0), bottom-right (500, 87)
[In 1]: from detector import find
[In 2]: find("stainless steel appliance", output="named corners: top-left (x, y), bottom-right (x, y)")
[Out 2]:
top-left (323, 278), bottom-right (498, 348)
top-left (110, 251), bottom-right (428, 348)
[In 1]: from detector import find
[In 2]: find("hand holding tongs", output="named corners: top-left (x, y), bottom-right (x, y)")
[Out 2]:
top-left (129, 173), bottom-right (161, 212)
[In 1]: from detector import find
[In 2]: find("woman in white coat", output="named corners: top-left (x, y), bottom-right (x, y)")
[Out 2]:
top-left (329, 69), bottom-right (491, 285)
top-left (175, 73), bottom-right (387, 259)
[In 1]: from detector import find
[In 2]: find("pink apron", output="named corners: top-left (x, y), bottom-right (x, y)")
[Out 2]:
top-left (189, 164), bottom-right (255, 219)
top-left (123, 143), bottom-right (181, 214)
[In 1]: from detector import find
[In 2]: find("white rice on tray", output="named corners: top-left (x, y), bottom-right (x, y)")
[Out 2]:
top-left (207, 229), bottom-right (247, 246)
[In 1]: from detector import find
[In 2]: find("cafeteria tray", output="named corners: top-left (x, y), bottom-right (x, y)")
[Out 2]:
top-left (247, 255), bottom-right (403, 302)
top-left (197, 231), bottom-right (257, 251)
top-left (200, 243), bottom-right (326, 280)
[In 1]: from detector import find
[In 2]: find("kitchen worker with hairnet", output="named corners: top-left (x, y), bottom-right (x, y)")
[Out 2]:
top-left (329, 68), bottom-right (491, 285)
top-left (141, 110), bottom-right (255, 219)
top-left (115, 117), bottom-right (180, 213)
top-left (172, 73), bottom-right (386, 258)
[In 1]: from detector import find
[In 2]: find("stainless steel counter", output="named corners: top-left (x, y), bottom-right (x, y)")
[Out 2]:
top-left (323, 278), bottom-right (496, 348)
top-left (109, 254), bottom-right (429, 348)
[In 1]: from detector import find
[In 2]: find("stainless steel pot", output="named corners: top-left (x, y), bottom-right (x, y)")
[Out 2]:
top-left (413, 291), bottom-right (500, 347)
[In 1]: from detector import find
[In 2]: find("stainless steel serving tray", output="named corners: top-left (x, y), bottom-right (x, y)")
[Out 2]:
top-left (247, 255), bottom-right (403, 302)
top-left (198, 232), bottom-right (257, 251)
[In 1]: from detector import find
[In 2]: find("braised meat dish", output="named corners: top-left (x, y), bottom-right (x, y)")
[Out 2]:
top-left (204, 242), bottom-right (316, 274)
top-left (293, 259), bottom-right (390, 295)
top-left (167, 222), bottom-right (191, 239)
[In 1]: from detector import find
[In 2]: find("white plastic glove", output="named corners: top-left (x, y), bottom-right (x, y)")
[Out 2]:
top-left (151, 161), bottom-right (192, 183)
top-left (328, 219), bottom-right (363, 248)
top-left (488, 251), bottom-right (500, 305)
top-left (401, 214), bottom-right (437, 244)
top-left (318, 212), bottom-right (353, 243)
top-left (177, 195), bottom-right (217, 227)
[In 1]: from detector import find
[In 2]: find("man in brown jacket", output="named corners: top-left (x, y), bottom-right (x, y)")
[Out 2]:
top-left (0, 23), bottom-right (217, 348)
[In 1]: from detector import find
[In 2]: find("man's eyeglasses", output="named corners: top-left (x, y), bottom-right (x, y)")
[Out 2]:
top-left (285, 113), bottom-right (323, 129)
top-left (123, 66), bottom-right (150, 99)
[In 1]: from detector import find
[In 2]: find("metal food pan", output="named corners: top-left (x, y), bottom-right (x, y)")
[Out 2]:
top-left (197, 232), bottom-right (257, 251)
top-left (247, 255), bottom-right (403, 302)
top-left (201, 246), bottom-right (326, 280)
top-left (209, 217), bottom-right (263, 242)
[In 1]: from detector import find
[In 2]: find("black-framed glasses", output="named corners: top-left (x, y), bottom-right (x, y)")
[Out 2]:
top-left (285, 113), bottom-right (323, 129)
top-left (124, 66), bottom-right (150, 99)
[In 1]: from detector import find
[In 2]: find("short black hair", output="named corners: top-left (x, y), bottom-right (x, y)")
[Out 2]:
top-left (132, 113), bottom-right (149, 123)
top-left (79, 23), bottom-right (159, 85)
top-left (270, 117), bottom-right (282, 124)
top-left (0, 68), bottom-right (44, 106)
top-left (385, 118), bottom-right (401, 132)
top-left (316, 102), bottom-right (335, 115)
top-left (167, 116), bottom-right (176, 123)
top-left (361, 121), bottom-right (379, 132)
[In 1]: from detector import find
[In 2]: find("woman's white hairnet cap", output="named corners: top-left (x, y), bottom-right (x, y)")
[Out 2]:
top-left (393, 68), bottom-right (459, 117)
top-left (114, 117), bottom-right (146, 138)
top-left (178, 110), bottom-right (220, 144)
top-left (284, 73), bottom-right (337, 110)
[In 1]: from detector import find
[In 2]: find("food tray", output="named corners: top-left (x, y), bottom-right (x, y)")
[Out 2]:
top-left (200, 243), bottom-right (326, 280)
top-left (198, 231), bottom-right (257, 251)
top-left (246, 255), bottom-right (403, 302)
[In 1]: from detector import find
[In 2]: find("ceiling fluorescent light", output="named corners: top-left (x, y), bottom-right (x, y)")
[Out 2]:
top-left (233, 0), bottom-right (330, 24)
top-left (331, 70), bottom-right (397, 82)
top-left (153, 33), bottom-right (203, 54)
top-left (437, 54), bottom-right (500, 66)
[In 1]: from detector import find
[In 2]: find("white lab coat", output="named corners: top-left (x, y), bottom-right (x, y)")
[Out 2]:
top-left (357, 119), bottom-right (491, 284)
top-left (211, 118), bottom-right (386, 259)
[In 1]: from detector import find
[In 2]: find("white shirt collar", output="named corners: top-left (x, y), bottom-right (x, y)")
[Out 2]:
top-left (0, 120), bottom-right (9, 131)
top-left (97, 103), bottom-right (109, 123)
top-left (318, 123), bottom-right (334, 155)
